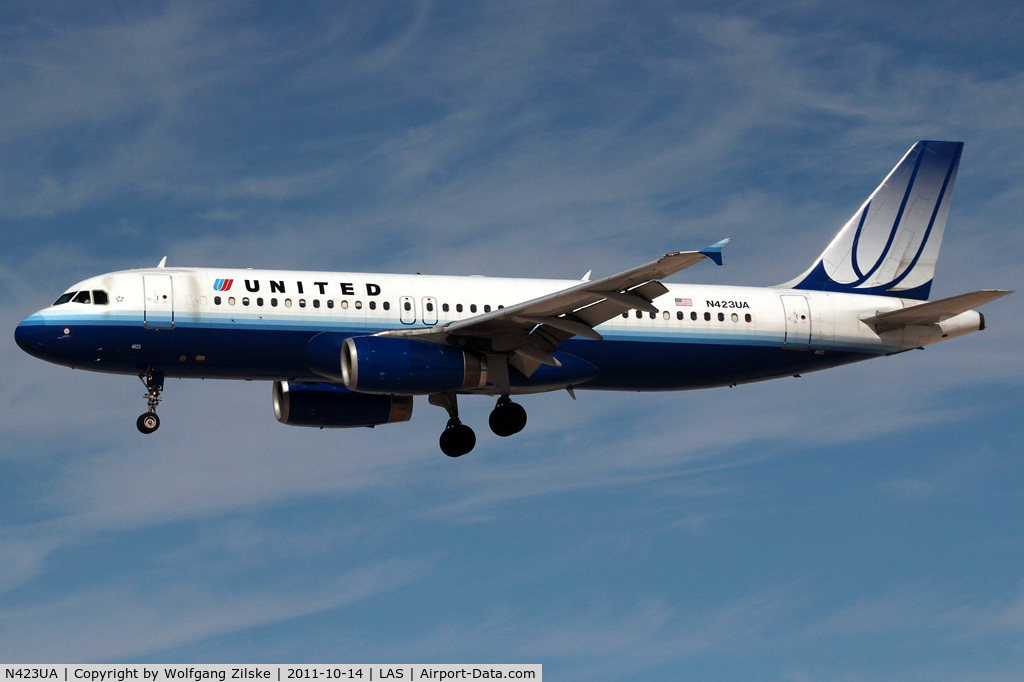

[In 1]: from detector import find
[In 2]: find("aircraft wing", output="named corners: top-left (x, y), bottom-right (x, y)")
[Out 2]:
top-left (378, 240), bottom-right (729, 376)
top-left (861, 289), bottom-right (1012, 330)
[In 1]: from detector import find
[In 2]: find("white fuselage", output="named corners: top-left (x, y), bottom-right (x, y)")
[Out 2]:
top-left (15, 266), bottom-right (983, 392)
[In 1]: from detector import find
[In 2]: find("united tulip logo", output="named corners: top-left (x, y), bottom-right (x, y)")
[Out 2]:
top-left (213, 278), bottom-right (234, 292)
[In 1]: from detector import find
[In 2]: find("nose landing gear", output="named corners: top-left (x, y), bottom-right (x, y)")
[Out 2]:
top-left (136, 370), bottom-right (164, 434)
top-left (136, 411), bottom-right (160, 434)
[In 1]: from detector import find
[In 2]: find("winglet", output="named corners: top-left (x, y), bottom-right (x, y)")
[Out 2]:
top-left (157, 256), bottom-right (168, 269)
top-left (699, 238), bottom-right (730, 266)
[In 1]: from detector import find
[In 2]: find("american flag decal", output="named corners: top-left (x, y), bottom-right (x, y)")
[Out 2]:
top-left (675, 298), bottom-right (692, 306)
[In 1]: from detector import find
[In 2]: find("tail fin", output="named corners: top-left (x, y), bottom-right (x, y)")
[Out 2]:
top-left (778, 140), bottom-right (963, 300)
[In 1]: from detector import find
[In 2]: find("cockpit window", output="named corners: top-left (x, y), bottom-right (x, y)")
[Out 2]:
top-left (72, 291), bottom-right (91, 304)
top-left (92, 290), bottom-right (109, 305)
top-left (53, 292), bottom-right (76, 306)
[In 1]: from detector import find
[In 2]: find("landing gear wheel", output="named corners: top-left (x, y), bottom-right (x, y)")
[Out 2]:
top-left (439, 418), bottom-right (476, 457)
top-left (489, 396), bottom-right (527, 437)
top-left (137, 412), bottom-right (160, 434)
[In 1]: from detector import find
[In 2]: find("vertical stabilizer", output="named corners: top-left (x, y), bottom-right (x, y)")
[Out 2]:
top-left (778, 140), bottom-right (963, 300)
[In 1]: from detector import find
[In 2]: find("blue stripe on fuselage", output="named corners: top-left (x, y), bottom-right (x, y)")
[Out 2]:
top-left (17, 310), bottom-right (882, 389)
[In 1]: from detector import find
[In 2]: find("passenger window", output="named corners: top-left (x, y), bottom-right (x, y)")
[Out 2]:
top-left (313, 300), bottom-right (320, 309)
top-left (622, 312), bottom-right (628, 319)
top-left (271, 298), bottom-right (278, 307)
top-left (470, 304), bottom-right (478, 313)
top-left (355, 301), bottom-right (362, 309)
top-left (214, 296), bottom-right (222, 305)
top-left (704, 312), bottom-right (711, 321)
top-left (649, 312), bottom-right (656, 319)
top-left (383, 302), bottom-right (390, 311)
top-left (676, 311), bottom-right (683, 320)
top-left (73, 291), bottom-right (91, 304)
top-left (341, 300), bottom-right (349, 309)
top-left (327, 300), bottom-right (334, 309)
top-left (635, 310), bottom-right (642, 319)
top-left (404, 301), bottom-right (412, 311)
top-left (299, 299), bottom-right (306, 308)
top-left (53, 292), bottom-right (75, 306)
top-left (745, 313), bottom-right (752, 323)
top-left (92, 290), bottom-right (109, 305)
top-left (284, 299), bottom-right (292, 308)
top-left (257, 297), bottom-right (264, 306)
top-left (369, 301), bottom-right (376, 310)
top-left (456, 304), bottom-right (464, 313)
top-left (691, 312), bottom-right (697, 321)
top-left (443, 303), bottom-right (450, 313)
top-left (718, 312), bottom-right (724, 321)
top-left (663, 311), bottom-right (670, 320)
top-left (427, 302), bottom-right (435, 312)
top-left (242, 297), bottom-right (250, 306)
top-left (484, 305), bottom-right (491, 313)
top-left (731, 313), bottom-right (739, 322)
top-left (228, 296), bottom-right (236, 306)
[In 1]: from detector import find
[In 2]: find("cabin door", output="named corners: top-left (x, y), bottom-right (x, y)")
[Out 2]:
top-left (143, 274), bottom-right (175, 329)
top-left (781, 295), bottom-right (810, 349)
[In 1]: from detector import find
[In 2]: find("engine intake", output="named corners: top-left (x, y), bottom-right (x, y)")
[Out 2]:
top-left (273, 380), bottom-right (413, 428)
top-left (340, 336), bottom-right (487, 395)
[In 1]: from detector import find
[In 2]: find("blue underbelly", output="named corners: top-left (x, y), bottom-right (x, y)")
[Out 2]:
top-left (17, 317), bottom-right (877, 389)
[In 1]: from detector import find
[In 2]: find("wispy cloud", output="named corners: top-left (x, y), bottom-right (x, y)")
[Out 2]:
top-left (0, 554), bottom-right (434, 661)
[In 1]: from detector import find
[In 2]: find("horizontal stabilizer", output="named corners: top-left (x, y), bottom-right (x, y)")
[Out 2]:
top-left (862, 289), bottom-right (1012, 329)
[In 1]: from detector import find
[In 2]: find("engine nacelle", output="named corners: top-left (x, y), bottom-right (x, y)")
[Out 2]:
top-left (272, 380), bottom-right (413, 428)
top-left (340, 336), bottom-right (487, 395)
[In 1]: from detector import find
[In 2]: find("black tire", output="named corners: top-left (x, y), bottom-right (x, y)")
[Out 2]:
top-left (489, 400), bottom-right (527, 437)
top-left (440, 422), bottom-right (476, 457)
top-left (137, 412), bottom-right (160, 434)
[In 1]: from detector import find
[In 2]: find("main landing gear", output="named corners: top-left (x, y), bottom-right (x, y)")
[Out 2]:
top-left (136, 370), bottom-right (164, 434)
top-left (430, 393), bottom-right (528, 457)
top-left (431, 393), bottom-right (475, 457)
top-left (489, 395), bottom-right (527, 437)
top-left (439, 417), bottom-right (476, 458)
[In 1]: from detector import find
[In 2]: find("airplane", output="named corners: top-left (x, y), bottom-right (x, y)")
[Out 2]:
top-left (14, 140), bottom-right (1012, 457)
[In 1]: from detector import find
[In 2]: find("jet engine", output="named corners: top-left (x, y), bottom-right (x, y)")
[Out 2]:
top-left (338, 335), bottom-right (487, 395)
top-left (272, 380), bottom-right (412, 428)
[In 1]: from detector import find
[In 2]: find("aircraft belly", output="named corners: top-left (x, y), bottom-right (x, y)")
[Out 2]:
top-left (22, 316), bottom-right (883, 387)
top-left (560, 338), bottom-right (874, 390)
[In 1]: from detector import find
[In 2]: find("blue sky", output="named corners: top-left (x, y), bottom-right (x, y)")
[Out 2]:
top-left (2, 1), bottom-right (1022, 678)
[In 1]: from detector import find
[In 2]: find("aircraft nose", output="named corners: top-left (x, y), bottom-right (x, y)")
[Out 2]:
top-left (14, 313), bottom-right (47, 356)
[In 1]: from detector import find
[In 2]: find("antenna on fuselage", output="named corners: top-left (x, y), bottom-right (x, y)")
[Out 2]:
top-left (157, 256), bottom-right (167, 269)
